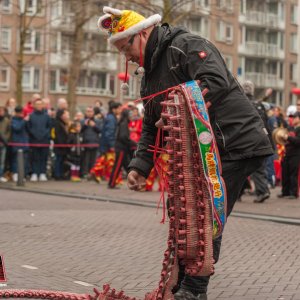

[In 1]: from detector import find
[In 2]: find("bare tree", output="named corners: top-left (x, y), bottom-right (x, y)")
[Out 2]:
top-left (65, 0), bottom-right (102, 117)
top-left (0, 0), bottom-right (58, 105)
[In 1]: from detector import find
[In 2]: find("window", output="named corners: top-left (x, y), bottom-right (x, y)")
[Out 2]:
top-left (216, 0), bottom-right (233, 11)
top-left (19, 0), bottom-right (43, 15)
top-left (77, 70), bottom-right (115, 95)
top-left (61, 33), bottom-right (73, 52)
top-left (291, 5), bottom-right (298, 24)
top-left (223, 55), bottom-right (233, 72)
top-left (62, 0), bottom-right (72, 15)
top-left (290, 33), bottom-right (298, 53)
top-left (50, 69), bottom-right (68, 92)
top-left (216, 21), bottom-right (233, 43)
top-left (89, 34), bottom-right (107, 53)
top-left (0, 66), bottom-right (10, 90)
top-left (188, 18), bottom-right (209, 38)
top-left (22, 67), bottom-right (41, 91)
top-left (23, 30), bottom-right (42, 53)
top-left (78, 70), bottom-right (106, 89)
top-left (290, 63), bottom-right (298, 82)
top-left (195, 0), bottom-right (210, 9)
top-left (0, 28), bottom-right (11, 52)
top-left (1, 0), bottom-right (12, 13)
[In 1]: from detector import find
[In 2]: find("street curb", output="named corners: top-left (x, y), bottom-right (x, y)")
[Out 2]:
top-left (1, 185), bottom-right (300, 226)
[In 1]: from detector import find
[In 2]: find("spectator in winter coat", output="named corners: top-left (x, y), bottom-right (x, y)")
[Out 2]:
top-left (5, 98), bottom-right (16, 118)
top-left (81, 106), bottom-right (102, 178)
top-left (278, 112), bottom-right (300, 199)
top-left (23, 93), bottom-right (41, 117)
top-left (68, 121), bottom-right (83, 182)
top-left (53, 109), bottom-right (70, 180)
top-left (27, 99), bottom-right (51, 182)
top-left (100, 101), bottom-right (122, 154)
top-left (242, 81), bottom-right (271, 203)
top-left (10, 106), bottom-right (29, 182)
top-left (0, 106), bottom-right (10, 182)
top-left (108, 109), bottom-right (136, 188)
top-left (129, 107), bottom-right (143, 143)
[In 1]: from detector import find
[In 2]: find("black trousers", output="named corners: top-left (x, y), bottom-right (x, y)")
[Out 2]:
top-left (108, 150), bottom-right (130, 188)
top-left (281, 155), bottom-right (300, 197)
top-left (251, 158), bottom-right (270, 196)
top-left (82, 148), bottom-right (98, 176)
top-left (178, 156), bottom-right (265, 294)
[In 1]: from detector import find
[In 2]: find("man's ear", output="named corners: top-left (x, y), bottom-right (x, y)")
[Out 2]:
top-left (140, 29), bottom-right (148, 38)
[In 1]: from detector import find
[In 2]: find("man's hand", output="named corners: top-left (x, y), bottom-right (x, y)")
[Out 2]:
top-left (127, 170), bottom-right (146, 191)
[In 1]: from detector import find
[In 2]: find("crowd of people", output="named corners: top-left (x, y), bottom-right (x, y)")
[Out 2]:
top-left (0, 94), bottom-right (143, 188)
top-left (239, 83), bottom-right (300, 201)
top-left (0, 89), bottom-right (299, 197)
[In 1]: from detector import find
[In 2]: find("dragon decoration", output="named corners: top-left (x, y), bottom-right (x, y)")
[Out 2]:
top-left (0, 81), bottom-right (226, 300)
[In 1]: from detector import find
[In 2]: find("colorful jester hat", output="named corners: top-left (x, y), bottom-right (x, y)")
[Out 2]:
top-left (98, 7), bottom-right (162, 89)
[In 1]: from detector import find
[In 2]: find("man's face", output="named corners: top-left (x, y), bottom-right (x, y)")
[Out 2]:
top-left (293, 116), bottom-right (300, 127)
top-left (34, 100), bottom-right (43, 111)
top-left (297, 100), bottom-right (300, 113)
top-left (85, 108), bottom-right (94, 118)
top-left (114, 33), bottom-right (144, 64)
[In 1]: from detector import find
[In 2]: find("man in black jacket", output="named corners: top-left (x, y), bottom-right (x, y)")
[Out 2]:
top-left (98, 7), bottom-right (274, 300)
top-left (81, 106), bottom-right (102, 178)
top-left (27, 99), bottom-right (51, 182)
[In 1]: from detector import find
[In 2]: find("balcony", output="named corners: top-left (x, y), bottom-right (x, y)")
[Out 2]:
top-left (239, 11), bottom-right (285, 29)
top-left (239, 42), bottom-right (265, 56)
top-left (266, 13), bottom-right (285, 29)
top-left (50, 86), bottom-right (114, 97)
top-left (50, 52), bottom-right (118, 71)
top-left (85, 53), bottom-right (117, 70)
top-left (265, 74), bottom-right (284, 89)
top-left (239, 42), bottom-right (284, 59)
top-left (243, 72), bottom-right (284, 89)
top-left (50, 14), bottom-right (75, 31)
top-left (239, 11), bottom-right (265, 26)
top-left (84, 16), bottom-right (100, 32)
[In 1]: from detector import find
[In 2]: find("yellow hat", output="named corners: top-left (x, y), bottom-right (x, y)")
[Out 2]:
top-left (98, 6), bottom-right (161, 44)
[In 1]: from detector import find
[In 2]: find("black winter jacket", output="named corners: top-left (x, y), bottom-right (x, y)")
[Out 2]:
top-left (54, 119), bottom-right (69, 155)
top-left (128, 24), bottom-right (273, 178)
top-left (27, 110), bottom-right (51, 144)
top-left (115, 119), bottom-right (136, 152)
top-left (81, 118), bottom-right (101, 147)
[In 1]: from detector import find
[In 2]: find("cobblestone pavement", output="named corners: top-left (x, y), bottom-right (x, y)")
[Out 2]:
top-left (0, 190), bottom-right (300, 300)
top-left (1, 180), bottom-right (299, 219)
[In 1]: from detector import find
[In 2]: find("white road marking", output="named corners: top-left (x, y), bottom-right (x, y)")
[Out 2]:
top-left (73, 281), bottom-right (93, 287)
top-left (21, 265), bottom-right (38, 270)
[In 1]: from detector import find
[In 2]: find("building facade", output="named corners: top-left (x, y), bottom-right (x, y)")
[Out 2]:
top-left (0, 0), bottom-right (299, 109)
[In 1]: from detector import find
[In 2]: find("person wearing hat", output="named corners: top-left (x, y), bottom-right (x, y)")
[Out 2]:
top-left (98, 7), bottom-right (274, 300)
top-left (278, 112), bottom-right (300, 199)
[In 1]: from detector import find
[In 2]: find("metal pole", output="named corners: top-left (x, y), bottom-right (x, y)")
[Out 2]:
top-left (17, 149), bottom-right (25, 186)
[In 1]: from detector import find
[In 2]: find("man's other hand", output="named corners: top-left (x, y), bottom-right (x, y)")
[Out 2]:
top-left (127, 170), bottom-right (146, 191)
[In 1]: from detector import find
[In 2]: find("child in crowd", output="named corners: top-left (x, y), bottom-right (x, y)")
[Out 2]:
top-left (68, 121), bottom-right (83, 182)
top-left (10, 106), bottom-right (29, 182)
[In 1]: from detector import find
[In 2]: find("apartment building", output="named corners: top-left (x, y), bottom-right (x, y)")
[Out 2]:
top-left (0, 0), bottom-right (299, 108)
top-left (0, 0), bottom-right (139, 108)
top-left (238, 0), bottom-right (299, 106)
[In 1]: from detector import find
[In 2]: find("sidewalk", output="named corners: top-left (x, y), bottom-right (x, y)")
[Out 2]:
top-left (0, 179), bottom-right (299, 219)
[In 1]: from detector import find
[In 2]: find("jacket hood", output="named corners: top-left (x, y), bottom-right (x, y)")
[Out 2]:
top-left (151, 24), bottom-right (188, 72)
